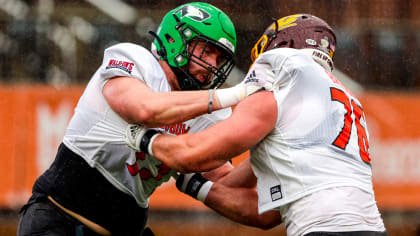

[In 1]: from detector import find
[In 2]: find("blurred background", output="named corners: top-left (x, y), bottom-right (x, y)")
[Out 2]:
top-left (1, 0), bottom-right (420, 235)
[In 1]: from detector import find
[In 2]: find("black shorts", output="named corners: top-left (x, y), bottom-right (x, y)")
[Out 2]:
top-left (17, 198), bottom-right (100, 236)
top-left (22, 143), bottom-right (148, 235)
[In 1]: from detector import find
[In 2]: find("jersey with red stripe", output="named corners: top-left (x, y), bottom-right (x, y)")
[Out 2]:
top-left (250, 48), bottom-right (373, 214)
top-left (63, 43), bottom-right (231, 208)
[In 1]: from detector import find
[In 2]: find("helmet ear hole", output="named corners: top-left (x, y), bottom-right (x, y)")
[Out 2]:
top-left (273, 41), bottom-right (288, 48)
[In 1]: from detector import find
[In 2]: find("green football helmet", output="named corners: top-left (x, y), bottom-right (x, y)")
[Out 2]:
top-left (151, 2), bottom-right (237, 90)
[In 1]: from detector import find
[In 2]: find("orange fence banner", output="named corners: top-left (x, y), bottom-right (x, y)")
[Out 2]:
top-left (359, 91), bottom-right (420, 210)
top-left (1, 86), bottom-right (420, 211)
top-left (0, 85), bottom-right (83, 209)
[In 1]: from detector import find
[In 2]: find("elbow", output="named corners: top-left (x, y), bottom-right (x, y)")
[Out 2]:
top-left (254, 212), bottom-right (282, 230)
top-left (133, 105), bottom-right (158, 127)
top-left (233, 210), bottom-right (279, 230)
top-left (256, 219), bottom-right (278, 230)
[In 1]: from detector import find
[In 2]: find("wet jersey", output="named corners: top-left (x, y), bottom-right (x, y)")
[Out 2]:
top-left (63, 43), bottom-right (231, 208)
top-left (250, 48), bottom-right (373, 214)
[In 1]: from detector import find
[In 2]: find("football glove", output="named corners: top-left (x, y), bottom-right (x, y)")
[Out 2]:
top-left (176, 173), bottom-right (214, 202)
top-left (125, 124), bottom-right (160, 155)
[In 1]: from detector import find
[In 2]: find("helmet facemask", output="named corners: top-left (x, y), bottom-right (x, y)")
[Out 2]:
top-left (176, 30), bottom-right (235, 90)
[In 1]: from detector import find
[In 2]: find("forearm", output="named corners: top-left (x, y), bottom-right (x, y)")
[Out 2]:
top-left (205, 183), bottom-right (282, 229)
top-left (175, 160), bottom-right (282, 229)
top-left (151, 92), bottom-right (277, 173)
top-left (202, 162), bottom-right (233, 182)
top-left (148, 62), bottom-right (276, 126)
top-left (151, 133), bottom-right (236, 173)
top-left (133, 87), bottom-right (251, 127)
top-left (216, 157), bottom-right (256, 188)
top-left (104, 68), bottom-right (274, 127)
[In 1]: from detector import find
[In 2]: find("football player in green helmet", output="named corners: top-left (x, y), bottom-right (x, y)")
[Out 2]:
top-left (151, 2), bottom-right (237, 90)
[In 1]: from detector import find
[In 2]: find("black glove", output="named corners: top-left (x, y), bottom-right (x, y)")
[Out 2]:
top-left (176, 173), bottom-right (214, 202)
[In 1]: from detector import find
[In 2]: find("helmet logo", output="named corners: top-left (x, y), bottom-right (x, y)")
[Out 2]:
top-left (319, 38), bottom-right (331, 55)
top-left (270, 14), bottom-right (302, 32)
top-left (175, 5), bottom-right (210, 22)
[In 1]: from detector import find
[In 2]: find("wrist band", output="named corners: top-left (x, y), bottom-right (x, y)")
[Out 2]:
top-left (215, 86), bottom-right (242, 108)
top-left (197, 181), bottom-right (214, 202)
top-left (208, 89), bottom-right (214, 114)
top-left (147, 132), bottom-right (160, 156)
top-left (140, 130), bottom-right (160, 155)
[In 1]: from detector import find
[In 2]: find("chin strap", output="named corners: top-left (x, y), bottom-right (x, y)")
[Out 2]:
top-left (300, 48), bottom-right (334, 73)
top-left (149, 31), bottom-right (168, 61)
top-left (170, 65), bottom-right (203, 91)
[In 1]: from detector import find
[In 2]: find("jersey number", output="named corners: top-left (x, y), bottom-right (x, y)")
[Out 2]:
top-left (330, 87), bottom-right (370, 163)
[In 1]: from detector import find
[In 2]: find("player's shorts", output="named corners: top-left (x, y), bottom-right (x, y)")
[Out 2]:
top-left (17, 197), bottom-right (100, 236)
top-left (22, 143), bottom-right (149, 235)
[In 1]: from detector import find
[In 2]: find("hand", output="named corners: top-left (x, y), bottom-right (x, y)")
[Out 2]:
top-left (236, 62), bottom-right (275, 98)
top-left (126, 124), bottom-right (146, 152)
top-left (176, 173), bottom-right (214, 202)
top-left (125, 124), bottom-right (160, 154)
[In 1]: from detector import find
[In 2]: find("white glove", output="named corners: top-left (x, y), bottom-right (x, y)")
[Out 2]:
top-left (125, 124), bottom-right (146, 152)
top-left (215, 63), bottom-right (275, 108)
top-left (125, 124), bottom-right (160, 155)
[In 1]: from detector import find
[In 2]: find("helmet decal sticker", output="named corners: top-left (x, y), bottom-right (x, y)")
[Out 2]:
top-left (270, 14), bottom-right (302, 31)
top-left (306, 39), bottom-right (317, 46)
top-left (175, 5), bottom-right (210, 22)
top-left (218, 38), bottom-right (235, 53)
top-left (321, 38), bottom-right (329, 48)
top-left (319, 38), bottom-right (330, 54)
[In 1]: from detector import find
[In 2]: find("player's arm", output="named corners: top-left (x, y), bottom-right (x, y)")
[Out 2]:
top-left (202, 161), bottom-right (233, 182)
top-left (103, 62), bottom-right (274, 128)
top-left (151, 91), bottom-right (277, 172)
top-left (103, 76), bottom-right (221, 127)
top-left (207, 159), bottom-right (282, 229)
top-left (213, 157), bottom-right (256, 188)
top-left (178, 158), bottom-right (282, 229)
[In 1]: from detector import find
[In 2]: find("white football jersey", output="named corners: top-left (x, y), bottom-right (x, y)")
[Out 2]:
top-left (63, 43), bottom-right (231, 208)
top-left (250, 48), bottom-right (374, 214)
